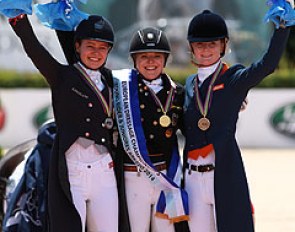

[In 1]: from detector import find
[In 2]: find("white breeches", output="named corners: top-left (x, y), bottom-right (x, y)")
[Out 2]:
top-left (66, 141), bottom-right (118, 232)
top-left (124, 171), bottom-right (175, 232)
top-left (185, 153), bottom-right (217, 232)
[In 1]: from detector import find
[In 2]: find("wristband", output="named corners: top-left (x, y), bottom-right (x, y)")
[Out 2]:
top-left (9, 14), bottom-right (25, 26)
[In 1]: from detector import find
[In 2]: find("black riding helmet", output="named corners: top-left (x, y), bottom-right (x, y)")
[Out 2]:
top-left (129, 27), bottom-right (171, 65)
top-left (187, 10), bottom-right (229, 43)
top-left (75, 15), bottom-right (114, 47)
top-left (74, 15), bottom-right (114, 69)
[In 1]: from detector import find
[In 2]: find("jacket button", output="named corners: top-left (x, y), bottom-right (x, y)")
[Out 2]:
top-left (88, 103), bottom-right (93, 108)
top-left (149, 134), bottom-right (154, 139)
top-left (86, 118), bottom-right (91, 122)
top-left (85, 132), bottom-right (90, 137)
top-left (101, 138), bottom-right (106, 143)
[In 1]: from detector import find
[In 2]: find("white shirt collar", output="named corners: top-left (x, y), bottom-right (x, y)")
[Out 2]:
top-left (142, 77), bottom-right (163, 94)
top-left (79, 62), bottom-right (104, 91)
top-left (198, 61), bottom-right (221, 86)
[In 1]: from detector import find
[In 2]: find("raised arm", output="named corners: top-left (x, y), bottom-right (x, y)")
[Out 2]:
top-left (9, 14), bottom-right (63, 86)
top-left (230, 27), bottom-right (290, 90)
top-left (55, 29), bottom-right (77, 65)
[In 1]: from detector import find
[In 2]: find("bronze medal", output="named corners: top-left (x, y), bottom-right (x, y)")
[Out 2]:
top-left (159, 115), bottom-right (171, 127)
top-left (194, 63), bottom-right (223, 132)
top-left (198, 117), bottom-right (210, 131)
top-left (103, 117), bottom-right (114, 129)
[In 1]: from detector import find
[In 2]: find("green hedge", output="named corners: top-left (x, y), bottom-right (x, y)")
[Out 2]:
top-left (0, 68), bottom-right (294, 88)
top-left (0, 70), bottom-right (48, 88)
top-left (166, 67), bottom-right (295, 88)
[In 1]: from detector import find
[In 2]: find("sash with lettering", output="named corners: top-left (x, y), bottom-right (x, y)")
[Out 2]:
top-left (113, 69), bottom-right (189, 222)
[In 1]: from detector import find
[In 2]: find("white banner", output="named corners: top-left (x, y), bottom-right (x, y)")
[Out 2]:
top-left (0, 88), bottom-right (294, 148)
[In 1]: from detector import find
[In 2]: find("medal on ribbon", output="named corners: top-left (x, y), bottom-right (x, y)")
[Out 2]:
top-left (194, 62), bottom-right (223, 131)
top-left (144, 79), bottom-right (175, 128)
top-left (74, 63), bottom-right (113, 129)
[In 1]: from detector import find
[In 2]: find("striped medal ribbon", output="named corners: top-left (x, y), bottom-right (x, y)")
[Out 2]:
top-left (74, 63), bottom-right (113, 129)
top-left (144, 79), bottom-right (175, 128)
top-left (194, 62), bottom-right (223, 131)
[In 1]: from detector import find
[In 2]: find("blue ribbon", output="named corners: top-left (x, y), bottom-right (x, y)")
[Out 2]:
top-left (0, 0), bottom-right (33, 18)
top-left (34, 0), bottom-right (89, 31)
top-left (264, 0), bottom-right (295, 28)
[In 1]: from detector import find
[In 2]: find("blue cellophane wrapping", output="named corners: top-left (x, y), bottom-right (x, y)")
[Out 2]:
top-left (0, 0), bottom-right (32, 18)
top-left (264, 0), bottom-right (295, 28)
top-left (34, 0), bottom-right (89, 31)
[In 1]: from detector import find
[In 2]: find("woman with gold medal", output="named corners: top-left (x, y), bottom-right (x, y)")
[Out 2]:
top-left (182, 3), bottom-right (294, 232)
top-left (113, 27), bottom-right (188, 232)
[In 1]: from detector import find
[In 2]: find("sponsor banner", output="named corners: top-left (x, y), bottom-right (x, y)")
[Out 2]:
top-left (0, 89), bottom-right (52, 148)
top-left (0, 88), bottom-right (294, 148)
top-left (237, 89), bottom-right (295, 148)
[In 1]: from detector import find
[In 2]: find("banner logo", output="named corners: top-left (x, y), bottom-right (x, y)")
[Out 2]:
top-left (33, 105), bottom-right (53, 128)
top-left (270, 103), bottom-right (295, 138)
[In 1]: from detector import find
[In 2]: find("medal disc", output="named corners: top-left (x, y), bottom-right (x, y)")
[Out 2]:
top-left (198, 117), bottom-right (210, 131)
top-left (159, 115), bottom-right (171, 127)
top-left (103, 117), bottom-right (114, 129)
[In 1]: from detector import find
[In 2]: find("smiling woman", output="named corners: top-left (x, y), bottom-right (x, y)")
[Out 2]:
top-left (7, 12), bottom-right (125, 232)
top-left (75, 40), bottom-right (110, 70)
top-left (113, 26), bottom-right (189, 232)
top-left (134, 52), bottom-right (166, 80)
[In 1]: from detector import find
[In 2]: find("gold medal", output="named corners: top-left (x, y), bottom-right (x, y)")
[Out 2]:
top-left (143, 80), bottom-right (175, 128)
top-left (198, 117), bottom-right (210, 131)
top-left (159, 115), bottom-right (171, 127)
